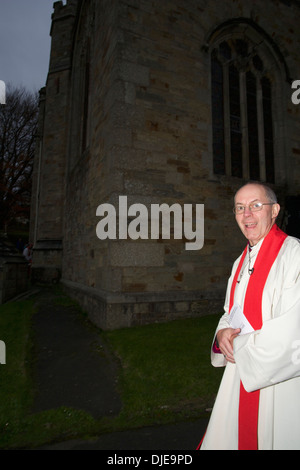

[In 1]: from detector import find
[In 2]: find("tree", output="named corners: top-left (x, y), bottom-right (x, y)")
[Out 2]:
top-left (0, 84), bottom-right (38, 231)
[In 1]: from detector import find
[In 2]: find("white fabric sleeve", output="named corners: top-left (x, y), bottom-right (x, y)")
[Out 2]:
top-left (210, 262), bottom-right (238, 368)
top-left (234, 280), bottom-right (300, 392)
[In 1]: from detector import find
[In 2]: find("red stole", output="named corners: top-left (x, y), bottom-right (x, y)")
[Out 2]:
top-left (229, 224), bottom-right (287, 450)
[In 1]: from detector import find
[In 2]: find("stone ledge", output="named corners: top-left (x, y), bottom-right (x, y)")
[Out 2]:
top-left (34, 239), bottom-right (63, 251)
top-left (61, 278), bottom-right (224, 330)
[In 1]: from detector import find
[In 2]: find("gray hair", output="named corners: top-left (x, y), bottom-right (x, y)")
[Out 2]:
top-left (263, 184), bottom-right (278, 204)
top-left (235, 181), bottom-right (278, 203)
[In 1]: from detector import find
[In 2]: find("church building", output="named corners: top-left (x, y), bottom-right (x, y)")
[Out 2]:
top-left (30, 0), bottom-right (300, 329)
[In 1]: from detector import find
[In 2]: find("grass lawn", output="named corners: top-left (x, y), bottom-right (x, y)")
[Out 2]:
top-left (104, 316), bottom-right (224, 429)
top-left (0, 291), bottom-right (224, 448)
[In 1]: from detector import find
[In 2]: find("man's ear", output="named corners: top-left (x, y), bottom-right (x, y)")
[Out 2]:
top-left (272, 203), bottom-right (280, 219)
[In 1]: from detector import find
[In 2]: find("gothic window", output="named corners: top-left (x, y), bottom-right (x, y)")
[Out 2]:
top-left (211, 38), bottom-right (275, 183)
top-left (69, 37), bottom-right (91, 170)
top-left (82, 39), bottom-right (91, 153)
top-left (211, 51), bottom-right (225, 175)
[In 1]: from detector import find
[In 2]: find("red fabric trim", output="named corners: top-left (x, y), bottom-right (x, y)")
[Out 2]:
top-left (196, 431), bottom-right (206, 450)
top-left (229, 225), bottom-right (287, 450)
top-left (212, 339), bottom-right (221, 354)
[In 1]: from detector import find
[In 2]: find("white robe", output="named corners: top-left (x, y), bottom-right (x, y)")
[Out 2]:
top-left (200, 235), bottom-right (300, 450)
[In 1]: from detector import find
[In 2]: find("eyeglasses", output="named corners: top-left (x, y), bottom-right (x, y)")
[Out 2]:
top-left (233, 202), bottom-right (274, 215)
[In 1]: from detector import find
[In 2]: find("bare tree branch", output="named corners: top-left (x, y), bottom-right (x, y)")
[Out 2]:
top-left (0, 84), bottom-right (38, 229)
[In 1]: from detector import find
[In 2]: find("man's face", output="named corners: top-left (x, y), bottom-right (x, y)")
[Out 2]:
top-left (234, 184), bottom-right (280, 246)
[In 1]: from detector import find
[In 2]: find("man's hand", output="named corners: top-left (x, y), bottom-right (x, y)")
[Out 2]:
top-left (216, 328), bottom-right (241, 363)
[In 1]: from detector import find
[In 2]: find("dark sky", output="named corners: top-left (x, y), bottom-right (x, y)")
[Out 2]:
top-left (0, 0), bottom-right (62, 92)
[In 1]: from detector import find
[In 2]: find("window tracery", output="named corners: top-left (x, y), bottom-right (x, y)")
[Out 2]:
top-left (211, 35), bottom-right (276, 183)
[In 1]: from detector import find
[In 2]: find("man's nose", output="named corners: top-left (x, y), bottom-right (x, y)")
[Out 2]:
top-left (243, 207), bottom-right (252, 216)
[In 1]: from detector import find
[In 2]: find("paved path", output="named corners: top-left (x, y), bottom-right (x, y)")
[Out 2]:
top-left (32, 288), bottom-right (122, 419)
top-left (30, 288), bottom-right (207, 450)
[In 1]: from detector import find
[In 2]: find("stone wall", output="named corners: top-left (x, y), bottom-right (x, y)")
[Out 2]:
top-left (29, 0), bottom-right (77, 280)
top-left (0, 236), bottom-right (29, 303)
top-left (0, 260), bottom-right (29, 304)
top-left (31, 0), bottom-right (300, 329)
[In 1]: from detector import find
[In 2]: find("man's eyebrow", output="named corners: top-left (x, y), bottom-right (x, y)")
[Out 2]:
top-left (235, 199), bottom-right (260, 205)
